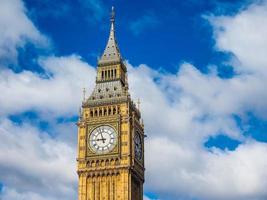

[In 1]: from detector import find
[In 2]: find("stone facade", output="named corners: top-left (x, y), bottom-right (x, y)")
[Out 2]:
top-left (77, 7), bottom-right (145, 200)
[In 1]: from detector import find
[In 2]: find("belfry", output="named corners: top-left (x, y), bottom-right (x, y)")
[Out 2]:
top-left (77, 7), bottom-right (145, 200)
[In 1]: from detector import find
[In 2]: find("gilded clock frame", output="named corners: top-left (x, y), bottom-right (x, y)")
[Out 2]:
top-left (133, 125), bottom-right (145, 166)
top-left (86, 118), bottom-right (121, 158)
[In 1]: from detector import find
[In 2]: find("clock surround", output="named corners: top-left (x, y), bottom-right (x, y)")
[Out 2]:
top-left (88, 125), bottom-right (118, 154)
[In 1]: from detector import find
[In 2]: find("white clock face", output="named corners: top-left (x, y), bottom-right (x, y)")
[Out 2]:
top-left (134, 133), bottom-right (142, 161)
top-left (89, 125), bottom-right (117, 154)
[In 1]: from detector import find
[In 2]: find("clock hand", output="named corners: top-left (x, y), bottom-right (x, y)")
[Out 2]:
top-left (100, 131), bottom-right (105, 144)
top-left (90, 138), bottom-right (106, 142)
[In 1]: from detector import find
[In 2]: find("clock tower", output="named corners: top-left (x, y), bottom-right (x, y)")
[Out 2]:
top-left (77, 7), bottom-right (145, 200)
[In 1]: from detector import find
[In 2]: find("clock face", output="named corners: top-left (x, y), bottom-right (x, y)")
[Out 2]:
top-left (134, 133), bottom-right (142, 161)
top-left (89, 125), bottom-right (117, 154)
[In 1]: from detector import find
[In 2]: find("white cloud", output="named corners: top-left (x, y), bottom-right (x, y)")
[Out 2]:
top-left (0, 0), bottom-right (48, 63)
top-left (209, 1), bottom-right (267, 73)
top-left (1, 187), bottom-right (53, 200)
top-left (0, 55), bottom-right (96, 117)
top-left (126, 59), bottom-right (267, 199)
top-left (144, 196), bottom-right (159, 200)
top-left (0, 118), bottom-right (77, 200)
top-left (0, 53), bottom-right (96, 200)
top-left (145, 138), bottom-right (267, 200)
top-left (0, 0), bottom-right (95, 199)
top-left (128, 1), bottom-right (267, 199)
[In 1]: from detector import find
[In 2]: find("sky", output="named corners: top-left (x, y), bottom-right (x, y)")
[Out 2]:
top-left (0, 0), bottom-right (267, 199)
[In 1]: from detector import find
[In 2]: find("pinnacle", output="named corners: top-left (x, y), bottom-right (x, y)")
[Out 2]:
top-left (98, 7), bottom-right (122, 65)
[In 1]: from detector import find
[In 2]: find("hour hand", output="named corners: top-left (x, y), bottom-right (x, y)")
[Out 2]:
top-left (99, 138), bottom-right (106, 142)
top-left (90, 138), bottom-right (106, 142)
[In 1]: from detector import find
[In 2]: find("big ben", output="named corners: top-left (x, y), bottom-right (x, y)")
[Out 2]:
top-left (77, 7), bottom-right (145, 200)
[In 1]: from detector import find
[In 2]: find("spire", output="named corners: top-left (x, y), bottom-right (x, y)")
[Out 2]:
top-left (98, 6), bottom-right (122, 65)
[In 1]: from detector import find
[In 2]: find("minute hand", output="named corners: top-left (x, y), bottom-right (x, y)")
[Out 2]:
top-left (100, 131), bottom-right (105, 144)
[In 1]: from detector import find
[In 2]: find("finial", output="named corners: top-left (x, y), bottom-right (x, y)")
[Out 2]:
top-left (83, 88), bottom-right (86, 102)
top-left (111, 6), bottom-right (115, 22)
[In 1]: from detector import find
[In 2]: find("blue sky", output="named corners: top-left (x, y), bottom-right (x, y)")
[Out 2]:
top-left (1, 0), bottom-right (267, 200)
top-left (20, 0), bottom-right (251, 72)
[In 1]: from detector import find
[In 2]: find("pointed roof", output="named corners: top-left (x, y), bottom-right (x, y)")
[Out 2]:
top-left (98, 7), bottom-right (122, 66)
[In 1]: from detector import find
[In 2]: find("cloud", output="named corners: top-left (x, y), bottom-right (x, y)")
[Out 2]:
top-left (0, 0), bottom-right (93, 199)
top-left (144, 195), bottom-right (159, 200)
top-left (145, 138), bottom-right (267, 200)
top-left (1, 187), bottom-right (54, 200)
top-left (0, 55), bottom-right (95, 117)
top-left (209, 0), bottom-right (267, 74)
top-left (0, 53), bottom-right (96, 199)
top-left (126, 58), bottom-right (267, 200)
top-left (0, 118), bottom-right (77, 200)
top-left (0, 0), bottom-right (49, 63)
top-left (130, 13), bottom-right (160, 35)
top-left (127, 1), bottom-right (267, 199)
